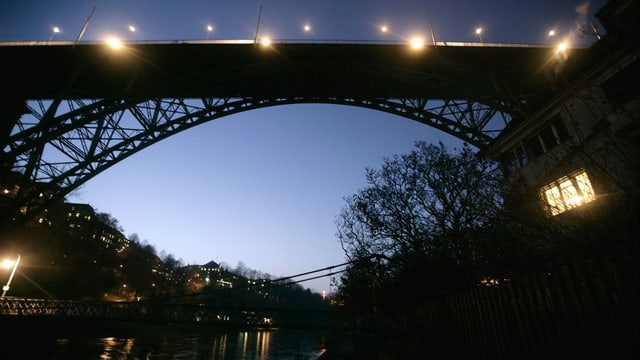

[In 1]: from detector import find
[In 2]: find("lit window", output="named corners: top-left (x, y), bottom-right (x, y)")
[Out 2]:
top-left (541, 169), bottom-right (596, 215)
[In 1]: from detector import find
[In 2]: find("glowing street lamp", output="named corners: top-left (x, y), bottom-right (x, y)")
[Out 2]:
top-left (548, 29), bottom-right (556, 37)
top-left (106, 36), bottom-right (124, 49)
top-left (1, 254), bottom-right (21, 298)
top-left (380, 25), bottom-right (389, 33)
top-left (303, 24), bottom-right (311, 32)
top-left (556, 40), bottom-right (568, 53)
top-left (127, 25), bottom-right (136, 41)
top-left (410, 36), bottom-right (424, 50)
top-left (206, 24), bottom-right (214, 39)
top-left (475, 27), bottom-right (483, 43)
top-left (49, 26), bottom-right (60, 41)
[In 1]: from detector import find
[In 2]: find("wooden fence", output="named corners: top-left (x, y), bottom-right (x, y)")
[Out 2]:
top-left (447, 256), bottom-right (638, 359)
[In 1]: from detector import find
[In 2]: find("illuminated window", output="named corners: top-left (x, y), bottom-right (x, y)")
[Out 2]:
top-left (541, 169), bottom-right (596, 215)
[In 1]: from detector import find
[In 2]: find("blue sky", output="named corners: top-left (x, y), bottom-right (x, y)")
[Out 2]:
top-left (0, 0), bottom-right (603, 293)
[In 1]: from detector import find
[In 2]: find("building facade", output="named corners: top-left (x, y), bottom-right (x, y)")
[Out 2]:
top-left (487, 0), bottom-right (639, 217)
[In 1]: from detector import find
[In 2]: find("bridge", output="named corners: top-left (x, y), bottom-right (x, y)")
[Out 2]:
top-left (0, 296), bottom-right (338, 329)
top-left (0, 41), bottom-right (590, 222)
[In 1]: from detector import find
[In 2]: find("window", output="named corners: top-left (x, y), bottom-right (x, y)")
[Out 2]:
top-left (539, 126), bottom-right (557, 152)
top-left (552, 118), bottom-right (570, 142)
top-left (525, 135), bottom-right (545, 159)
top-left (541, 169), bottom-right (596, 215)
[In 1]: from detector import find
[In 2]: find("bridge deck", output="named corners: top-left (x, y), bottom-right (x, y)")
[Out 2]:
top-left (1, 41), bottom-right (587, 101)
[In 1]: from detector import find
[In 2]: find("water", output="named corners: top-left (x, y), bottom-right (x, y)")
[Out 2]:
top-left (4, 320), bottom-right (329, 359)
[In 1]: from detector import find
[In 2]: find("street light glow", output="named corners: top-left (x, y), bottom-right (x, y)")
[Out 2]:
top-left (49, 26), bottom-right (61, 41)
top-left (106, 37), bottom-right (124, 49)
top-left (261, 37), bottom-right (271, 46)
top-left (548, 29), bottom-right (556, 37)
top-left (304, 24), bottom-right (311, 32)
top-left (129, 25), bottom-right (136, 32)
top-left (557, 40), bottom-right (568, 52)
top-left (206, 25), bottom-right (214, 40)
top-left (475, 27), bottom-right (484, 42)
top-left (380, 25), bottom-right (388, 33)
top-left (410, 36), bottom-right (424, 49)
top-left (1, 254), bottom-right (21, 298)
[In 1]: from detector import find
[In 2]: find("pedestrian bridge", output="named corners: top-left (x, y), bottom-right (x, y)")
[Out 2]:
top-left (0, 297), bottom-right (339, 329)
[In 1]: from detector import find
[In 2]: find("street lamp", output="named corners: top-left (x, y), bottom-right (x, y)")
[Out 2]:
top-left (475, 27), bottom-right (483, 43)
top-left (1, 254), bottom-right (21, 298)
top-left (49, 26), bottom-right (60, 41)
top-left (127, 25), bottom-right (136, 41)
top-left (410, 36), bottom-right (424, 50)
top-left (206, 25), bottom-right (214, 39)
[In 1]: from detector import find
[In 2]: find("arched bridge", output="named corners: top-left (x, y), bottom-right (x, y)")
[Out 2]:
top-left (0, 41), bottom-right (588, 221)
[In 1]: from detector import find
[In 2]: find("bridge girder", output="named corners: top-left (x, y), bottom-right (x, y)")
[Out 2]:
top-left (3, 95), bottom-right (512, 220)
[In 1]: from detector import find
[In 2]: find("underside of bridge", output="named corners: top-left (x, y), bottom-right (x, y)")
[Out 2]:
top-left (0, 42), bottom-right (590, 224)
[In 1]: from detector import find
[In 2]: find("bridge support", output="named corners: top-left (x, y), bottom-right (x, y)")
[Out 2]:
top-left (1, 98), bottom-right (31, 228)
top-left (1, 98), bottom-right (29, 170)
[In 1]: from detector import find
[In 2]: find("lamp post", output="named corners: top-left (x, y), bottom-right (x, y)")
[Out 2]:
top-left (49, 26), bottom-right (60, 41)
top-left (475, 27), bottom-right (483, 43)
top-left (1, 254), bottom-right (21, 298)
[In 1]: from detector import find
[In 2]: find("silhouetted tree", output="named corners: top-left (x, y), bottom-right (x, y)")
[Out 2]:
top-left (334, 141), bottom-right (504, 356)
top-left (336, 141), bottom-right (503, 276)
top-left (95, 211), bottom-right (124, 232)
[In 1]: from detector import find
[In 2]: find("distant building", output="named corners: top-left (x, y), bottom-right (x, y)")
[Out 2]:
top-left (179, 261), bottom-right (234, 292)
top-left (62, 202), bottom-right (130, 253)
top-left (486, 0), bottom-right (639, 217)
top-left (0, 171), bottom-right (61, 226)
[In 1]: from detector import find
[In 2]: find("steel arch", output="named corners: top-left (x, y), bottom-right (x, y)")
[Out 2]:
top-left (4, 95), bottom-right (511, 218)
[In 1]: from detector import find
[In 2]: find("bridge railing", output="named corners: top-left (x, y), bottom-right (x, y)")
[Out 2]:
top-left (0, 297), bottom-right (352, 329)
top-left (0, 39), bottom-right (563, 48)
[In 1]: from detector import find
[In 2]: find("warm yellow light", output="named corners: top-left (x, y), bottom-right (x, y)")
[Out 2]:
top-left (304, 24), bottom-right (311, 32)
top-left (475, 27), bottom-right (483, 35)
top-left (106, 37), bottom-right (124, 49)
top-left (557, 41), bottom-right (568, 52)
top-left (261, 37), bottom-right (271, 46)
top-left (380, 25), bottom-right (388, 33)
top-left (410, 37), bottom-right (424, 49)
top-left (548, 29), bottom-right (556, 37)
top-left (542, 169), bottom-right (595, 215)
top-left (1, 259), bottom-right (14, 269)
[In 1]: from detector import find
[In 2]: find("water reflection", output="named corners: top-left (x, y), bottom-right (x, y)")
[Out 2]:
top-left (81, 328), bottom-right (324, 360)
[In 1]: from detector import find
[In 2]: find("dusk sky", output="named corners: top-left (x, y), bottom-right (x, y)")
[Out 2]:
top-left (0, 0), bottom-right (603, 293)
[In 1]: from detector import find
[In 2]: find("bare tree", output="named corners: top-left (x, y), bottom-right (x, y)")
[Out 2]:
top-left (336, 141), bottom-right (503, 268)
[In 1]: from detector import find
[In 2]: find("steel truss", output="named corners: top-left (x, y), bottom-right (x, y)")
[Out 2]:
top-left (4, 95), bottom-right (512, 217)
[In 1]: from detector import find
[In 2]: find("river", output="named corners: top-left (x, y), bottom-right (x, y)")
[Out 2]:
top-left (2, 318), bottom-right (332, 359)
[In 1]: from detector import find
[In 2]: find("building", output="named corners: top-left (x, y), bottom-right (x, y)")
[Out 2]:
top-left (62, 202), bottom-right (130, 253)
top-left (486, 0), bottom-right (639, 217)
